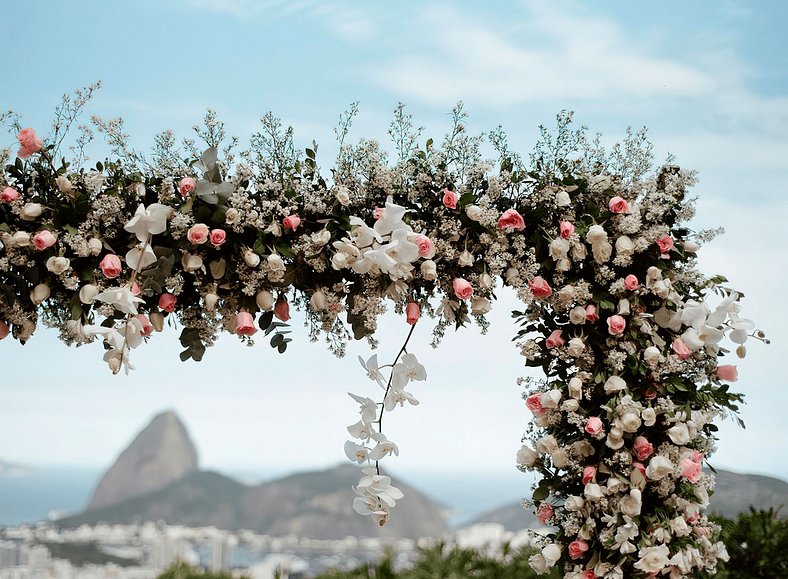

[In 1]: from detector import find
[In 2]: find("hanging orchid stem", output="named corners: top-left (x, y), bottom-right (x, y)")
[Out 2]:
top-left (375, 322), bottom-right (417, 475)
top-left (116, 235), bottom-right (151, 373)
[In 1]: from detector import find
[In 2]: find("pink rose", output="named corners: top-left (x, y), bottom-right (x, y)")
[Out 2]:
top-left (717, 365), bottom-right (738, 382)
top-left (657, 235), bottom-right (674, 255)
top-left (159, 293), bottom-right (177, 313)
top-left (559, 220), bottom-right (575, 239)
top-left (624, 274), bottom-right (639, 290)
top-left (274, 299), bottom-right (291, 322)
top-left (1, 187), bottom-right (20, 202)
top-left (209, 228), bottom-right (227, 247)
top-left (136, 314), bottom-right (153, 337)
top-left (581, 571), bottom-right (596, 579)
top-left (632, 461), bottom-right (646, 476)
top-left (528, 276), bottom-right (552, 299)
top-left (187, 223), bottom-right (210, 244)
top-left (568, 539), bottom-right (589, 560)
top-left (283, 214), bottom-right (301, 231)
top-left (99, 254), bottom-right (122, 279)
top-left (235, 311), bottom-right (257, 336)
top-left (32, 230), bottom-right (57, 251)
top-left (672, 337), bottom-right (692, 359)
top-left (607, 315), bottom-right (626, 335)
top-left (585, 304), bottom-right (599, 322)
top-left (525, 394), bottom-right (545, 416)
top-left (412, 235), bottom-right (436, 259)
top-left (680, 457), bottom-right (702, 483)
top-left (131, 282), bottom-right (141, 296)
top-left (608, 196), bottom-right (629, 214)
top-left (406, 302), bottom-right (420, 325)
top-left (692, 450), bottom-right (704, 464)
top-left (17, 128), bottom-right (43, 159)
top-left (582, 465), bottom-right (596, 484)
top-left (633, 436), bottom-right (654, 460)
top-left (585, 417), bottom-right (604, 436)
top-left (179, 177), bottom-right (196, 197)
top-left (442, 189), bottom-right (458, 209)
top-left (452, 277), bottom-right (473, 300)
top-left (546, 329), bottom-right (565, 349)
top-left (373, 207), bottom-right (385, 220)
top-left (0, 320), bottom-right (8, 340)
top-left (536, 503), bottom-right (554, 523)
top-left (497, 208), bottom-right (525, 231)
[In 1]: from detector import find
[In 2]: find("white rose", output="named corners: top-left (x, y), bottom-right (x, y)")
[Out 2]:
top-left (88, 238), bottom-right (103, 255)
top-left (267, 253), bottom-right (285, 275)
top-left (572, 440), bottom-right (595, 457)
top-left (652, 279), bottom-right (672, 299)
top-left (556, 190), bottom-right (571, 207)
top-left (606, 431), bottom-right (625, 450)
top-left (225, 207), bottom-right (240, 225)
top-left (561, 399), bottom-right (579, 412)
top-left (310, 290), bottom-right (327, 311)
top-left (30, 283), bottom-right (50, 305)
top-left (617, 298), bottom-right (630, 315)
top-left (465, 204), bottom-right (482, 221)
top-left (634, 545), bottom-right (671, 575)
top-left (604, 375), bottom-right (627, 394)
top-left (45, 256), bottom-right (70, 275)
top-left (618, 411), bottom-right (641, 433)
top-left (669, 516), bottom-right (690, 537)
top-left (265, 220), bottom-right (282, 236)
top-left (312, 229), bottom-right (331, 246)
top-left (592, 240), bottom-right (612, 263)
top-left (570, 242), bottom-right (587, 261)
top-left (420, 259), bottom-right (437, 281)
top-left (210, 258), bottom-right (226, 280)
top-left (615, 235), bottom-right (635, 256)
top-left (256, 290), bottom-right (275, 311)
top-left (516, 445), bottom-right (538, 467)
top-left (55, 175), bottom-right (73, 193)
top-left (204, 293), bottom-right (219, 312)
top-left (331, 252), bottom-right (348, 270)
top-left (536, 435), bottom-right (558, 454)
top-left (641, 407), bottom-right (656, 427)
top-left (542, 544), bottom-right (561, 567)
top-left (549, 237), bottom-right (570, 261)
top-left (528, 554), bottom-right (547, 574)
top-left (244, 250), bottom-right (261, 268)
top-left (478, 273), bottom-right (494, 289)
top-left (586, 224), bottom-right (608, 245)
top-left (667, 423), bottom-right (691, 445)
top-left (79, 284), bottom-right (99, 304)
top-left (683, 240), bottom-right (700, 253)
top-left (471, 296), bottom-right (491, 315)
top-left (505, 267), bottom-right (519, 285)
top-left (21, 203), bottom-right (43, 221)
top-left (565, 495), bottom-right (584, 511)
top-left (568, 376), bottom-right (583, 399)
top-left (458, 250), bottom-right (474, 267)
top-left (10, 231), bottom-right (31, 247)
top-left (334, 185), bottom-right (350, 206)
top-left (540, 389), bottom-right (562, 409)
top-left (566, 337), bottom-right (585, 357)
top-left (643, 346), bottom-right (662, 364)
top-left (619, 489), bottom-right (642, 517)
top-left (584, 483), bottom-right (604, 502)
top-left (645, 456), bottom-right (674, 480)
top-left (569, 306), bottom-right (586, 324)
top-left (558, 285), bottom-right (574, 304)
top-left (551, 449), bottom-right (569, 468)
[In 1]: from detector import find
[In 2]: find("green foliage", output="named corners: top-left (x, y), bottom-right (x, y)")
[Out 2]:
top-left (157, 561), bottom-right (249, 579)
top-left (711, 508), bottom-right (788, 579)
top-left (312, 543), bottom-right (559, 579)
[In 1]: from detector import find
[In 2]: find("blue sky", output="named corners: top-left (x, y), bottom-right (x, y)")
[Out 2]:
top-left (2, 1), bottom-right (787, 492)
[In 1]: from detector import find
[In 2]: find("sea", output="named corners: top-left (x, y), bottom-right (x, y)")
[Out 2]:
top-left (0, 466), bottom-right (534, 528)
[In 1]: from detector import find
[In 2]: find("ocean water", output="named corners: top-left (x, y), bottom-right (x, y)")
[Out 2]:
top-left (0, 466), bottom-right (532, 528)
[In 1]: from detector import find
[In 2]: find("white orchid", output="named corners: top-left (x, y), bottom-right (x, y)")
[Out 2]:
top-left (124, 203), bottom-right (170, 242)
top-left (344, 440), bottom-right (369, 464)
top-left (92, 287), bottom-right (143, 315)
top-left (358, 355), bottom-right (386, 387)
top-left (126, 243), bottom-right (157, 271)
top-left (393, 352), bottom-right (426, 382)
top-left (348, 392), bottom-right (378, 424)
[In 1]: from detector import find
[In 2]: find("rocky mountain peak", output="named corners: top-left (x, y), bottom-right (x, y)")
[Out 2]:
top-left (86, 410), bottom-right (199, 511)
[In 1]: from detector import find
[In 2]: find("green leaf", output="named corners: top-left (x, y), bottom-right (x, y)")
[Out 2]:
top-left (258, 310), bottom-right (274, 329)
top-left (270, 333), bottom-right (284, 348)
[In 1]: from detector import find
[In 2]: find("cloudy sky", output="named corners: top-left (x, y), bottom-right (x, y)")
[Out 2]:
top-left (2, 0), bottom-right (787, 495)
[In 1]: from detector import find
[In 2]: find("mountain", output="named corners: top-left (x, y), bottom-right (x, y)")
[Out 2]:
top-left (59, 464), bottom-right (449, 539)
top-left (86, 410), bottom-right (199, 511)
top-left (470, 469), bottom-right (788, 531)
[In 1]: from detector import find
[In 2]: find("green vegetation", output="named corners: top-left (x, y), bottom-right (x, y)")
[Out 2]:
top-left (157, 561), bottom-right (249, 578)
top-left (711, 508), bottom-right (788, 579)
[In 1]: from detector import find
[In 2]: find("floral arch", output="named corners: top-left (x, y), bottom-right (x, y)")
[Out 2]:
top-left (0, 95), bottom-right (764, 578)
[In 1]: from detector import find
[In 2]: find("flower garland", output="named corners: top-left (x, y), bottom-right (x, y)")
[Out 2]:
top-left (0, 104), bottom-right (765, 577)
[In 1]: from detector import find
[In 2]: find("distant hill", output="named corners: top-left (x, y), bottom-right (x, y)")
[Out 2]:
top-left (59, 411), bottom-right (449, 539)
top-left (0, 459), bottom-right (32, 477)
top-left (87, 410), bottom-right (199, 511)
top-left (470, 469), bottom-right (788, 531)
top-left (58, 465), bottom-right (449, 539)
